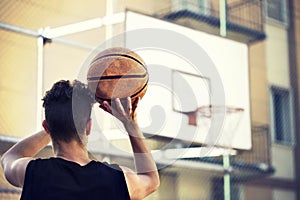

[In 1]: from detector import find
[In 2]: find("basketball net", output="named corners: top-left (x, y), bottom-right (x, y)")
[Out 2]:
top-left (185, 105), bottom-right (244, 154)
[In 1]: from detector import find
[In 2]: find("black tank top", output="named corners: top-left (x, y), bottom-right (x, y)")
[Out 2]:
top-left (20, 158), bottom-right (130, 200)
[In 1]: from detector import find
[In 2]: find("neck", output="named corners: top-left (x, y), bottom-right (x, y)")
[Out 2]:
top-left (53, 140), bottom-right (91, 166)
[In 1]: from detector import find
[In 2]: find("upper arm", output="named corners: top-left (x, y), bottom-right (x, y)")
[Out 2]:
top-left (1, 153), bottom-right (33, 188)
top-left (120, 166), bottom-right (159, 200)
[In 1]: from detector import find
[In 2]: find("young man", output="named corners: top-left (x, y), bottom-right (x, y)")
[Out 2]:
top-left (1, 80), bottom-right (159, 200)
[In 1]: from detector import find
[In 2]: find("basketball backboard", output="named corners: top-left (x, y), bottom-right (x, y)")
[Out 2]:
top-left (121, 11), bottom-right (251, 150)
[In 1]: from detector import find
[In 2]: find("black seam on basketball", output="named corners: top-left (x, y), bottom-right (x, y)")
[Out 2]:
top-left (87, 72), bottom-right (148, 81)
top-left (95, 77), bottom-right (149, 101)
top-left (91, 53), bottom-right (146, 70)
top-left (130, 78), bottom-right (149, 98)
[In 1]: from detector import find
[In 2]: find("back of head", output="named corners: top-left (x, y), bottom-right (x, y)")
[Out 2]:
top-left (42, 80), bottom-right (95, 144)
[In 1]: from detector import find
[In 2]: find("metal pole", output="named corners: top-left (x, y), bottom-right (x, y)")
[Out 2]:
top-left (36, 29), bottom-right (44, 131)
top-left (223, 153), bottom-right (231, 200)
top-left (219, 0), bottom-right (227, 37)
top-left (0, 22), bottom-right (40, 37)
top-left (105, 0), bottom-right (114, 48)
top-left (220, 1), bottom-right (230, 194)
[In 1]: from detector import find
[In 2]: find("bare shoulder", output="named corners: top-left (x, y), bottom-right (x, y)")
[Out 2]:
top-left (1, 155), bottom-right (33, 188)
top-left (119, 166), bottom-right (159, 200)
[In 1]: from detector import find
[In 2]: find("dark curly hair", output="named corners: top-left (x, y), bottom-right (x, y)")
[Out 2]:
top-left (42, 80), bottom-right (95, 143)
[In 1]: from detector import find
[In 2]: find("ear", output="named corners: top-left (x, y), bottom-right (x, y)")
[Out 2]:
top-left (42, 120), bottom-right (50, 134)
top-left (86, 119), bottom-right (92, 136)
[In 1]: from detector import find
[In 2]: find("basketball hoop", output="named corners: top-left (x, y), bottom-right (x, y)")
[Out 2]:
top-left (197, 105), bottom-right (244, 118)
top-left (196, 105), bottom-right (245, 200)
top-left (197, 105), bottom-right (244, 149)
top-left (183, 105), bottom-right (244, 149)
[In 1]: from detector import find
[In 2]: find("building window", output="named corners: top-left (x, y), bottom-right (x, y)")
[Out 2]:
top-left (265, 0), bottom-right (288, 25)
top-left (270, 86), bottom-right (294, 145)
top-left (172, 0), bottom-right (210, 16)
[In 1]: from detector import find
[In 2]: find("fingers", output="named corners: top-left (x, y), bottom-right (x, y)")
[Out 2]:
top-left (127, 97), bottom-right (132, 113)
top-left (98, 97), bottom-right (139, 123)
top-left (132, 97), bottom-right (140, 112)
top-left (114, 98), bottom-right (127, 116)
top-left (112, 98), bottom-right (134, 115)
top-left (99, 101), bottom-right (112, 113)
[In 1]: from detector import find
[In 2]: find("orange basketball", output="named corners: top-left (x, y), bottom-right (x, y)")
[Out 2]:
top-left (87, 47), bottom-right (148, 104)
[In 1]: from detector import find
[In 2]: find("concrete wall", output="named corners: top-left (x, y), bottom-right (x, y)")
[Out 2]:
top-left (265, 21), bottom-right (295, 180)
top-left (296, 1), bottom-right (300, 94)
top-left (0, 31), bottom-right (38, 136)
top-left (271, 145), bottom-right (295, 179)
top-left (291, 0), bottom-right (300, 198)
top-left (273, 189), bottom-right (296, 200)
top-left (177, 171), bottom-right (211, 200)
top-left (244, 184), bottom-right (272, 200)
top-left (265, 24), bottom-right (290, 88)
top-left (249, 42), bottom-right (269, 125)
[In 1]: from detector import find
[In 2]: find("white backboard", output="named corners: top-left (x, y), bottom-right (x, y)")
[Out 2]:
top-left (120, 11), bottom-right (251, 150)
